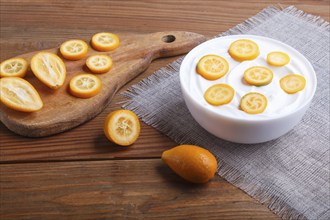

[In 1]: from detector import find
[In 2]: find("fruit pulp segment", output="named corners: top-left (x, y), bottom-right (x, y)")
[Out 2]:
top-left (91, 56), bottom-right (109, 67)
top-left (65, 42), bottom-right (84, 53)
top-left (97, 34), bottom-right (115, 44)
top-left (204, 57), bottom-right (225, 73)
top-left (3, 61), bottom-right (24, 73)
top-left (75, 77), bottom-right (96, 90)
top-left (112, 114), bottom-right (136, 141)
top-left (115, 116), bottom-right (134, 137)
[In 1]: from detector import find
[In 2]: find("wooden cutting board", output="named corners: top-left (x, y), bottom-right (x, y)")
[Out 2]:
top-left (0, 31), bottom-right (206, 137)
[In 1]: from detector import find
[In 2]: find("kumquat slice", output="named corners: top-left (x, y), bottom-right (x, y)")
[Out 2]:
top-left (204, 84), bottom-right (235, 106)
top-left (69, 74), bottom-right (101, 98)
top-left (91, 32), bottom-right (120, 52)
top-left (60, 39), bottom-right (88, 61)
top-left (267, 51), bottom-right (290, 67)
top-left (244, 66), bottom-right (273, 86)
top-left (104, 110), bottom-right (141, 146)
top-left (0, 58), bottom-right (28, 78)
top-left (280, 74), bottom-right (306, 94)
top-left (228, 39), bottom-right (260, 62)
top-left (86, 55), bottom-right (112, 74)
top-left (196, 55), bottom-right (229, 80)
top-left (240, 92), bottom-right (267, 114)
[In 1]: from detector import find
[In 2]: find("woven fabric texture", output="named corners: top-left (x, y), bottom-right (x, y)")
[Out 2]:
top-left (122, 6), bottom-right (330, 220)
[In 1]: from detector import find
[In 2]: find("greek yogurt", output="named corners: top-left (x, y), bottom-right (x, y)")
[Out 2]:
top-left (180, 35), bottom-right (317, 120)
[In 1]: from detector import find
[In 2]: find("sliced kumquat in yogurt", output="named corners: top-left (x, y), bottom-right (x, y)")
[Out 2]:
top-left (204, 84), bottom-right (235, 106)
top-left (240, 92), bottom-right (267, 114)
top-left (267, 51), bottom-right (290, 66)
top-left (196, 54), bottom-right (229, 80)
top-left (244, 66), bottom-right (273, 86)
top-left (228, 39), bottom-right (259, 62)
top-left (280, 74), bottom-right (306, 94)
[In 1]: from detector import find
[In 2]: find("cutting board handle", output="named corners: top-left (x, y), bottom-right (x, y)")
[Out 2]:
top-left (145, 31), bottom-right (206, 59)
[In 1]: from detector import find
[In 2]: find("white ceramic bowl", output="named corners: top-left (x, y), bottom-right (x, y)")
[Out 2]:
top-left (180, 35), bottom-right (317, 144)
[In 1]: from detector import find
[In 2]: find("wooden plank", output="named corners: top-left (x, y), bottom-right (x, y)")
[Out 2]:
top-left (0, 159), bottom-right (279, 219)
top-left (0, 1), bottom-right (329, 42)
top-left (1, 0), bottom-right (329, 162)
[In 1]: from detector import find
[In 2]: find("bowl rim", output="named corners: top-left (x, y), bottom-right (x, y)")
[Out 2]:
top-left (179, 34), bottom-right (317, 123)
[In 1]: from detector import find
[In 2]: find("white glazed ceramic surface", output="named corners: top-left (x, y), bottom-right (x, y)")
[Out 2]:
top-left (180, 35), bottom-right (317, 144)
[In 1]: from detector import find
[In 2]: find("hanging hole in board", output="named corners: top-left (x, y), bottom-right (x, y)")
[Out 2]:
top-left (162, 35), bottom-right (176, 43)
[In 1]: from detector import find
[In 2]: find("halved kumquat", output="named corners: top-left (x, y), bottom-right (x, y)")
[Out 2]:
top-left (0, 77), bottom-right (43, 112)
top-left (31, 52), bottom-right (66, 89)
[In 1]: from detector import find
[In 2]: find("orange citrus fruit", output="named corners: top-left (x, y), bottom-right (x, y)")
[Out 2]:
top-left (30, 52), bottom-right (66, 89)
top-left (280, 74), bottom-right (306, 94)
top-left (91, 32), bottom-right (120, 52)
top-left (0, 77), bottom-right (43, 112)
top-left (69, 74), bottom-right (101, 98)
top-left (244, 66), bottom-right (273, 86)
top-left (196, 54), bottom-right (229, 80)
top-left (104, 110), bottom-right (140, 146)
top-left (240, 92), bottom-right (267, 114)
top-left (267, 51), bottom-right (290, 66)
top-left (162, 145), bottom-right (218, 184)
top-left (204, 84), bottom-right (235, 106)
top-left (0, 58), bottom-right (28, 78)
top-left (86, 55), bottom-right (112, 74)
top-left (228, 39), bottom-right (259, 62)
top-left (60, 39), bottom-right (88, 61)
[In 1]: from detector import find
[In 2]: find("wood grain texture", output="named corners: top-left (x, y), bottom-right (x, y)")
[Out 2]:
top-left (0, 0), bottom-right (329, 219)
top-left (0, 159), bottom-right (278, 220)
top-left (0, 0), bottom-right (329, 162)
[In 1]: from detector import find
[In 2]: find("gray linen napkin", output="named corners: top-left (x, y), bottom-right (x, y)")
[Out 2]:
top-left (122, 6), bottom-right (330, 220)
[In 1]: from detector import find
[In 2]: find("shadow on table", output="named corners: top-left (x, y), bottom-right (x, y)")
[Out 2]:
top-left (92, 133), bottom-right (130, 153)
top-left (155, 163), bottom-right (215, 190)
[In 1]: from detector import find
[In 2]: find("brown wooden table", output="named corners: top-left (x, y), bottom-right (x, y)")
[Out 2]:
top-left (1, 1), bottom-right (329, 219)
